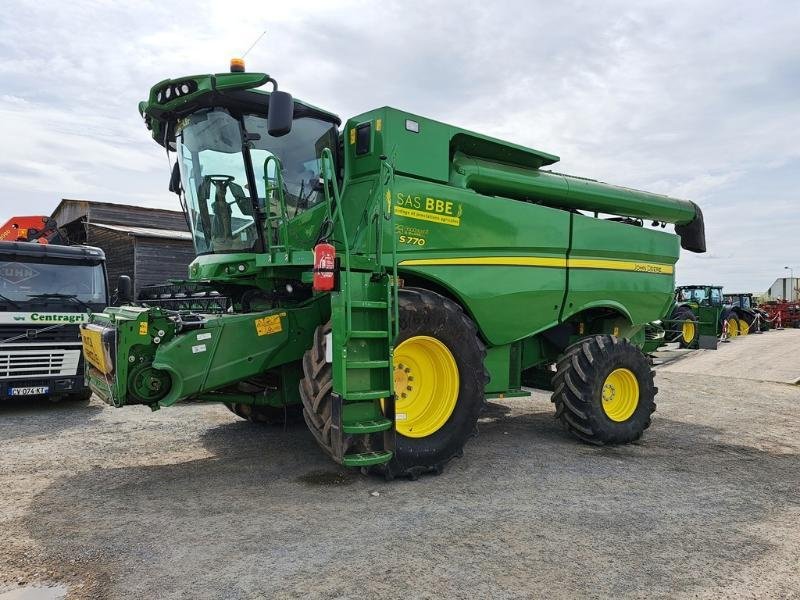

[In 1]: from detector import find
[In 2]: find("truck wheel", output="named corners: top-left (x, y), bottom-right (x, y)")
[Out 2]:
top-left (224, 402), bottom-right (302, 425)
top-left (551, 334), bottom-right (656, 445)
top-left (300, 288), bottom-right (488, 479)
top-left (670, 306), bottom-right (697, 348)
top-left (65, 388), bottom-right (93, 402)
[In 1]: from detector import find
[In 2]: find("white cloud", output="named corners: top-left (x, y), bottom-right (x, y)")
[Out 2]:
top-left (0, 0), bottom-right (797, 292)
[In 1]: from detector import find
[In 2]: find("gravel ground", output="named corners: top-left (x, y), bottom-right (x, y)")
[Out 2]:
top-left (1, 335), bottom-right (798, 599)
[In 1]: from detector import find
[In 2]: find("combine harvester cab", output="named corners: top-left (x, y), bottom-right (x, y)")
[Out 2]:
top-left (82, 59), bottom-right (707, 478)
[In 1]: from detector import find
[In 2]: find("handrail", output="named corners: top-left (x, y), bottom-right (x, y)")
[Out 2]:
top-left (263, 155), bottom-right (289, 252)
top-left (379, 157), bottom-right (400, 338)
top-left (320, 148), bottom-right (353, 342)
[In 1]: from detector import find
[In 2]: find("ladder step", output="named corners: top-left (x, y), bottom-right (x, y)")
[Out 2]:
top-left (346, 390), bottom-right (391, 401)
top-left (343, 417), bottom-right (394, 434)
top-left (347, 360), bottom-right (390, 369)
top-left (342, 450), bottom-right (394, 467)
top-left (350, 300), bottom-right (388, 309)
top-left (350, 330), bottom-right (389, 339)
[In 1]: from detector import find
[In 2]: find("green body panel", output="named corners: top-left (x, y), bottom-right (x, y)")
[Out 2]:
top-left (85, 68), bottom-right (705, 464)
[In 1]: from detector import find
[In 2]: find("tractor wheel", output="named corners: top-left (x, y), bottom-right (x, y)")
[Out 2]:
top-left (725, 314), bottom-right (740, 338)
top-left (738, 316), bottom-right (750, 336)
top-left (224, 402), bottom-right (302, 425)
top-left (669, 306), bottom-right (698, 348)
top-left (300, 288), bottom-right (488, 479)
top-left (551, 335), bottom-right (657, 445)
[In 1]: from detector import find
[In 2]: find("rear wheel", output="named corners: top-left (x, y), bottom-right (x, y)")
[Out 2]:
top-left (224, 402), bottom-right (302, 425)
top-left (551, 335), bottom-right (657, 445)
top-left (669, 306), bottom-right (698, 348)
top-left (738, 316), bottom-right (750, 335)
top-left (300, 288), bottom-right (488, 479)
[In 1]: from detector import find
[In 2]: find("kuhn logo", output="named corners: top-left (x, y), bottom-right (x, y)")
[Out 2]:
top-left (0, 262), bottom-right (38, 285)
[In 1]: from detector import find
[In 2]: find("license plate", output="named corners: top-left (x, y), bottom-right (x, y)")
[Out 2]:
top-left (10, 386), bottom-right (49, 396)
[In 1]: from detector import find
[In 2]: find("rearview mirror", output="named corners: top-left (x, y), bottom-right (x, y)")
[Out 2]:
top-left (116, 275), bottom-right (133, 305)
top-left (268, 91), bottom-right (294, 137)
top-left (169, 162), bottom-right (181, 195)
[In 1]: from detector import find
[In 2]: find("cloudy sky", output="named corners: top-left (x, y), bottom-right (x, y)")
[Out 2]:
top-left (0, 0), bottom-right (797, 292)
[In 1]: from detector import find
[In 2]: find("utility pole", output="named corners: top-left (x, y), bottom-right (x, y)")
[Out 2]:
top-left (785, 266), bottom-right (795, 301)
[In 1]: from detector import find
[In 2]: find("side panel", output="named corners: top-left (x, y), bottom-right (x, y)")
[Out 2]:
top-left (564, 214), bottom-right (679, 326)
top-left (387, 176), bottom-right (569, 346)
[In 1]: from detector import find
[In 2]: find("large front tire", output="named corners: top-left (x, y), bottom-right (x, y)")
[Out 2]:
top-left (551, 335), bottom-right (657, 445)
top-left (299, 288), bottom-right (488, 479)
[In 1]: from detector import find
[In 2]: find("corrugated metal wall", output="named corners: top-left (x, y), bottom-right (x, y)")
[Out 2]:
top-left (133, 237), bottom-right (195, 294)
top-left (86, 225), bottom-right (134, 295)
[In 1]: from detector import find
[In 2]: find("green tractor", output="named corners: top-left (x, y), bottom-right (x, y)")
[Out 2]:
top-left (724, 292), bottom-right (770, 332)
top-left (80, 60), bottom-right (706, 478)
top-left (667, 285), bottom-right (741, 347)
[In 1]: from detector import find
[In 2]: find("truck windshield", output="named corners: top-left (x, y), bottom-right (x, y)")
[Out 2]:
top-left (177, 108), bottom-right (337, 255)
top-left (0, 259), bottom-right (106, 306)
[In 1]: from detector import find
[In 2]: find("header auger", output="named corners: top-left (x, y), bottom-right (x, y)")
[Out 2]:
top-left (82, 58), bottom-right (706, 479)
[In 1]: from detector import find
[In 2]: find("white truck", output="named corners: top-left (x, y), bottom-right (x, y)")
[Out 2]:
top-left (0, 242), bottom-right (108, 401)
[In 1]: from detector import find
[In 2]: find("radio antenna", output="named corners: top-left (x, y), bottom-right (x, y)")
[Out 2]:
top-left (242, 30), bottom-right (267, 59)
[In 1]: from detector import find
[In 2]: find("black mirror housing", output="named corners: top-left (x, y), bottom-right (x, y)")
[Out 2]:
top-left (116, 275), bottom-right (133, 305)
top-left (268, 91), bottom-right (294, 137)
top-left (169, 162), bottom-right (181, 195)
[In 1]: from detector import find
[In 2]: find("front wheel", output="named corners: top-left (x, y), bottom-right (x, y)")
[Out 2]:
top-left (551, 335), bottom-right (657, 445)
top-left (669, 306), bottom-right (698, 348)
top-left (724, 313), bottom-right (740, 338)
top-left (300, 288), bottom-right (488, 479)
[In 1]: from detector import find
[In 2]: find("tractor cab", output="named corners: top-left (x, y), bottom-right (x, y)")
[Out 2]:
top-left (675, 285), bottom-right (724, 308)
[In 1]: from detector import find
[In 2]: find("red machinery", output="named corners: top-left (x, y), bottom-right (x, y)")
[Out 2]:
top-left (759, 299), bottom-right (800, 329)
top-left (0, 216), bottom-right (62, 244)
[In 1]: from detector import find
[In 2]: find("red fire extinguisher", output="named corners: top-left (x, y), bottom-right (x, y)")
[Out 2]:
top-left (313, 242), bottom-right (337, 291)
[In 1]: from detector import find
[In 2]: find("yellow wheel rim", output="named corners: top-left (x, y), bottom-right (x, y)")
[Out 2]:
top-left (682, 321), bottom-right (696, 344)
top-left (738, 319), bottom-right (749, 335)
top-left (727, 318), bottom-right (739, 337)
top-left (392, 335), bottom-right (459, 438)
top-left (601, 368), bottom-right (639, 422)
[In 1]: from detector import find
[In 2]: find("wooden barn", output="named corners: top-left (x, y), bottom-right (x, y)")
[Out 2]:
top-left (51, 199), bottom-right (195, 297)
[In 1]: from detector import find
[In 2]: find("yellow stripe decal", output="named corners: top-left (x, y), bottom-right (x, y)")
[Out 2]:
top-left (399, 256), bottom-right (673, 274)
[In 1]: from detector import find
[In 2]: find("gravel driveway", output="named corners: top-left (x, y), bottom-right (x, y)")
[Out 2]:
top-left (1, 334), bottom-right (798, 599)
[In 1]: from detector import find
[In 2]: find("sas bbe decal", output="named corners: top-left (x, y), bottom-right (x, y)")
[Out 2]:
top-left (393, 192), bottom-right (462, 227)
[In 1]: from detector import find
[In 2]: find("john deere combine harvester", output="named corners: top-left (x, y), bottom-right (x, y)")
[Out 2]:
top-left (81, 60), bottom-right (706, 478)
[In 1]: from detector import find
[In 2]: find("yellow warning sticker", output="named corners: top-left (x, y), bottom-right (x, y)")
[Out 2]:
top-left (139, 322), bottom-right (148, 336)
top-left (255, 314), bottom-right (283, 336)
top-left (349, 128), bottom-right (356, 145)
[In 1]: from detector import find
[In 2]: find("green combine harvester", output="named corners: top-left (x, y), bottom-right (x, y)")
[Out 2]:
top-left (81, 59), bottom-right (706, 478)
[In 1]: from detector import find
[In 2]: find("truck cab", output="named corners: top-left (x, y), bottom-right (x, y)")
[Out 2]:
top-left (0, 242), bottom-right (108, 401)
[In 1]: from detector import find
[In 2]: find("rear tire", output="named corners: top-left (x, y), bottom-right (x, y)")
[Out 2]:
top-left (299, 288), bottom-right (488, 479)
top-left (224, 402), bottom-right (302, 425)
top-left (551, 335), bottom-right (657, 445)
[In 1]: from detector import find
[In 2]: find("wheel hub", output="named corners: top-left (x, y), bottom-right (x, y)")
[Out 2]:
top-left (601, 368), bottom-right (639, 422)
top-left (391, 336), bottom-right (459, 438)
